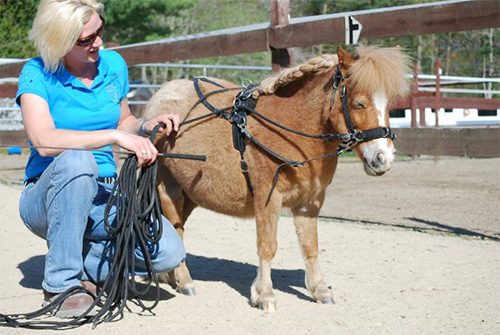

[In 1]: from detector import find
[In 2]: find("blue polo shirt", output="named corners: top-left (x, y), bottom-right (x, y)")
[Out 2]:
top-left (16, 50), bottom-right (129, 180)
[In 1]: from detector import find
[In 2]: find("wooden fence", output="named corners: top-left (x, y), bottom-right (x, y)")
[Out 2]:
top-left (1, 0), bottom-right (499, 77)
top-left (2, 128), bottom-right (498, 158)
top-left (1, 0), bottom-right (499, 158)
top-left (393, 128), bottom-right (500, 158)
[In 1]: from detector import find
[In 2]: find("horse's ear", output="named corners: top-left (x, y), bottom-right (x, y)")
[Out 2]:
top-left (337, 45), bottom-right (354, 70)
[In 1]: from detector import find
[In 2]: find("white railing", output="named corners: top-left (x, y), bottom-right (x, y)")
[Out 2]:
top-left (416, 74), bottom-right (500, 96)
top-left (0, 107), bottom-right (22, 131)
top-left (390, 107), bottom-right (500, 128)
top-left (2, 64), bottom-right (499, 128)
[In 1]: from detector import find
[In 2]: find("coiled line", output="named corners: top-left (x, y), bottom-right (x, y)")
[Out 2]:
top-left (0, 124), bottom-right (182, 329)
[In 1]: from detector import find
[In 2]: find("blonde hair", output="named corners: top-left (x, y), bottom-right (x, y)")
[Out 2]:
top-left (30, 0), bottom-right (104, 73)
top-left (349, 45), bottom-right (412, 99)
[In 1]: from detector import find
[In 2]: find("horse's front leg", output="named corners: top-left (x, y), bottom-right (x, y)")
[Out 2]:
top-left (291, 190), bottom-right (335, 304)
top-left (250, 193), bottom-right (282, 312)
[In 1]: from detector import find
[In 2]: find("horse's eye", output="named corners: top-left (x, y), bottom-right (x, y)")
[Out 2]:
top-left (352, 100), bottom-right (366, 109)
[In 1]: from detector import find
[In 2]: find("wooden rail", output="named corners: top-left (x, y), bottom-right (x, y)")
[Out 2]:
top-left (0, 131), bottom-right (29, 147)
top-left (1, 0), bottom-right (499, 158)
top-left (1, 0), bottom-right (499, 78)
top-left (2, 128), bottom-right (499, 158)
top-left (393, 128), bottom-right (500, 158)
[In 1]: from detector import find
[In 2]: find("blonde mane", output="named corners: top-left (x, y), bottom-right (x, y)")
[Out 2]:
top-left (257, 54), bottom-right (337, 96)
top-left (350, 45), bottom-right (412, 99)
top-left (257, 45), bottom-right (412, 99)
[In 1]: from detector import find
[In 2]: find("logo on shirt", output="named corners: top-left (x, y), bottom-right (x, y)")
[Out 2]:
top-left (19, 68), bottom-right (38, 87)
top-left (106, 75), bottom-right (120, 103)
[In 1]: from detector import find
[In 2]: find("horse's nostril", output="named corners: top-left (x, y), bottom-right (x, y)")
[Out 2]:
top-left (376, 152), bottom-right (387, 166)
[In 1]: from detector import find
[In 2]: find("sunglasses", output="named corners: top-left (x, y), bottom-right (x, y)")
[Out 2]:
top-left (75, 16), bottom-right (105, 47)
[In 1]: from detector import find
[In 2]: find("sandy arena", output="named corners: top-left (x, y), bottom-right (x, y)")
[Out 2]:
top-left (0, 153), bottom-right (499, 334)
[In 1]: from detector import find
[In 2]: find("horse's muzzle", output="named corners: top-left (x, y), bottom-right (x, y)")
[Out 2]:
top-left (361, 140), bottom-right (395, 176)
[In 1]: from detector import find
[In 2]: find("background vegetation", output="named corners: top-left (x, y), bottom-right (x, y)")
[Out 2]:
top-left (1, 0), bottom-right (498, 94)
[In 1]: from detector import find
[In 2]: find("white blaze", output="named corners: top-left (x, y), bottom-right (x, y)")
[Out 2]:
top-left (373, 92), bottom-right (388, 127)
top-left (360, 91), bottom-right (395, 172)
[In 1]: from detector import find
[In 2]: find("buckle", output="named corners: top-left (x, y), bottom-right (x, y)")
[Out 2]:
top-left (380, 127), bottom-right (390, 137)
top-left (353, 131), bottom-right (363, 141)
top-left (339, 133), bottom-right (351, 142)
top-left (97, 177), bottom-right (116, 184)
top-left (340, 85), bottom-right (346, 98)
top-left (24, 177), bottom-right (39, 187)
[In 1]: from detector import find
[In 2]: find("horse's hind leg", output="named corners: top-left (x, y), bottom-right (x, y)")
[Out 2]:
top-left (165, 197), bottom-right (198, 296)
top-left (156, 170), bottom-right (198, 295)
top-left (291, 191), bottom-right (335, 304)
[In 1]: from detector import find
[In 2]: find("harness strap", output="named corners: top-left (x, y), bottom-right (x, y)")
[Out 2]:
top-left (266, 145), bottom-right (349, 205)
top-left (231, 84), bottom-right (260, 196)
top-left (341, 86), bottom-right (355, 134)
top-left (192, 77), bottom-right (225, 113)
top-left (330, 65), bottom-right (344, 109)
top-left (183, 78), bottom-right (239, 125)
top-left (239, 105), bottom-right (341, 142)
top-left (190, 77), bottom-right (259, 195)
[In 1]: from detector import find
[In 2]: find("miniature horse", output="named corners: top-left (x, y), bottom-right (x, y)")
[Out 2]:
top-left (145, 45), bottom-right (412, 311)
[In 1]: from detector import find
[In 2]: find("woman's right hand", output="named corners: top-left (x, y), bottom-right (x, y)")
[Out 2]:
top-left (114, 130), bottom-right (159, 167)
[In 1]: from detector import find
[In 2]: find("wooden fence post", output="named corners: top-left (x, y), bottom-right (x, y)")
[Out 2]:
top-left (270, 0), bottom-right (292, 73)
top-left (434, 58), bottom-right (441, 162)
top-left (435, 58), bottom-right (441, 128)
top-left (411, 63), bottom-right (419, 129)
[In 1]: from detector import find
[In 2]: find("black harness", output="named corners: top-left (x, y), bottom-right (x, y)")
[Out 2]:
top-left (232, 84), bottom-right (259, 196)
top-left (190, 71), bottom-right (396, 203)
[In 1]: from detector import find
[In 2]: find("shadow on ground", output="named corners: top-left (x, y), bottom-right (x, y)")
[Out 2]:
top-left (319, 215), bottom-right (500, 241)
top-left (185, 253), bottom-right (312, 303)
top-left (17, 254), bottom-right (175, 301)
top-left (18, 255), bottom-right (45, 289)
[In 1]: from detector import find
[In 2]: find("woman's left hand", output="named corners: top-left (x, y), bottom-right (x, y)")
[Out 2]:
top-left (141, 113), bottom-right (180, 136)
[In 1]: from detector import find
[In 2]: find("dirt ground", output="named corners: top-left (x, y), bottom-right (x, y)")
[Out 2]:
top-left (0, 153), bottom-right (499, 334)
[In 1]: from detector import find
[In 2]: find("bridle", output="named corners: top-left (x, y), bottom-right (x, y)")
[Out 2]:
top-left (330, 64), bottom-right (396, 151)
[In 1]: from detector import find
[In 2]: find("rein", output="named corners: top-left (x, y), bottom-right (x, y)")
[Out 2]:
top-left (189, 71), bottom-right (396, 204)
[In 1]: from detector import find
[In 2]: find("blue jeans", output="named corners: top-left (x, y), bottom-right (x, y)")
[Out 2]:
top-left (19, 150), bottom-right (185, 294)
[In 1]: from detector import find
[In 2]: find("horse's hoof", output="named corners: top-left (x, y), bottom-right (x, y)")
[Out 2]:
top-left (319, 297), bottom-right (335, 304)
top-left (178, 287), bottom-right (197, 296)
top-left (258, 302), bottom-right (277, 312)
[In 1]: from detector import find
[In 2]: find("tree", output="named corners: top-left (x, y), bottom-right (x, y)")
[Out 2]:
top-left (100, 0), bottom-right (198, 45)
top-left (0, 0), bottom-right (498, 93)
top-left (146, 0), bottom-right (272, 84)
top-left (0, 0), bottom-right (39, 59)
top-left (0, 0), bottom-right (198, 57)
